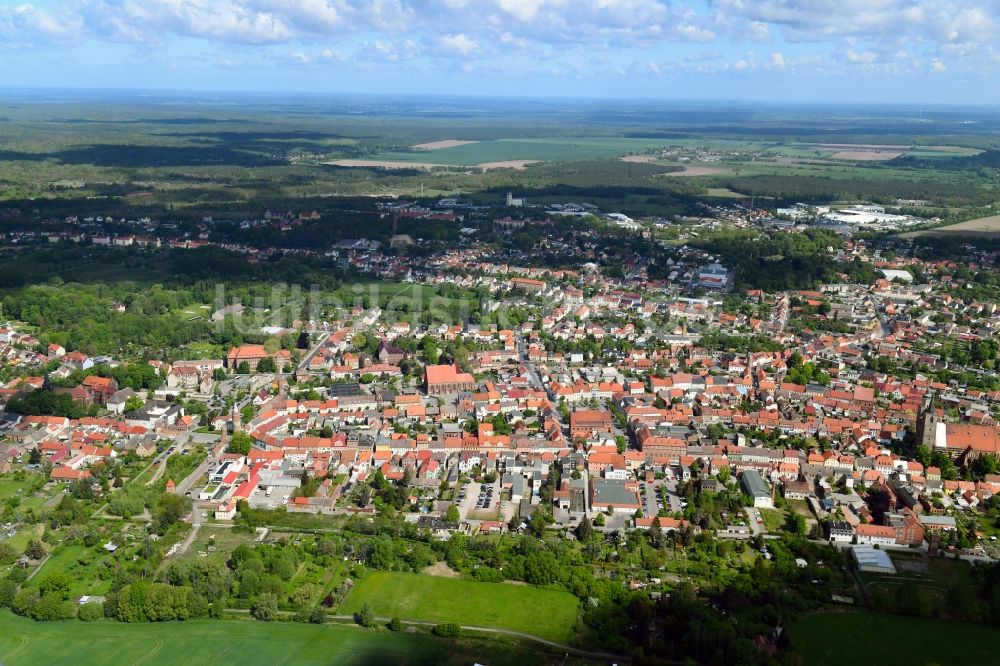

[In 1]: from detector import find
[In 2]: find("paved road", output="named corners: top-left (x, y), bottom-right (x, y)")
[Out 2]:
top-left (865, 292), bottom-right (890, 339)
top-left (145, 454), bottom-right (168, 487)
top-left (745, 507), bottom-right (763, 536)
top-left (295, 330), bottom-right (332, 375)
top-left (175, 456), bottom-right (211, 497)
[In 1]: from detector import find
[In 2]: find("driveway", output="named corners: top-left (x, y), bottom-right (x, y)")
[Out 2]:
top-left (745, 507), bottom-right (763, 536)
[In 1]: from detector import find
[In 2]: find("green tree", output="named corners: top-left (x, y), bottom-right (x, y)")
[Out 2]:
top-left (356, 602), bottom-right (376, 627)
top-left (153, 493), bottom-right (192, 535)
top-left (387, 616), bottom-right (403, 631)
top-left (445, 505), bottom-right (460, 523)
top-left (37, 571), bottom-right (73, 600)
top-left (784, 512), bottom-right (807, 536)
top-left (11, 588), bottom-right (39, 617)
top-left (0, 579), bottom-right (17, 608)
top-left (124, 396), bottom-right (145, 413)
top-left (24, 538), bottom-right (46, 561)
top-left (31, 592), bottom-right (75, 621)
top-left (251, 592), bottom-right (278, 621)
top-left (433, 622), bottom-right (462, 637)
top-left (576, 516), bottom-right (594, 541)
top-left (78, 602), bottom-right (104, 621)
top-left (973, 454), bottom-right (1000, 479)
top-left (228, 430), bottom-right (253, 455)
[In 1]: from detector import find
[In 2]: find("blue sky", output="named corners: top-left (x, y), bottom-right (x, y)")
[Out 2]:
top-left (1, 0), bottom-right (999, 103)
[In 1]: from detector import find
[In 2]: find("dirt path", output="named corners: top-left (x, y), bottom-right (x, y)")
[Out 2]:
top-left (422, 561), bottom-right (459, 578)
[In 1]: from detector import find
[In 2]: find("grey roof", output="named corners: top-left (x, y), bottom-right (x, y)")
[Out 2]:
top-left (591, 478), bottom-right (638, 506)
top-left (740, 469), bottom-right (770, 498)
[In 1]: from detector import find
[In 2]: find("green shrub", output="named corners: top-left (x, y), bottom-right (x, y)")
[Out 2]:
top-left (78, 603), bottom-right (104, 622)
top-left (433, 622), bottom-right (462, 638)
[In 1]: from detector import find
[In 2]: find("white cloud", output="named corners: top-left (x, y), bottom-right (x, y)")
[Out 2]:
top-left (80, 0), bottom-right (295, 44)
top-left (3, 0), bottom-right (1000, 87)
top-left (0, 3), bottom-right (83, 43)
top-left (746, 20), bottom-right (771, 42)
top-left (845, 49), bottom-right (877, 64)
top-left (499, 31), bottom-right (528, 49)
top-left (440, 32), bottom-right (479, 56)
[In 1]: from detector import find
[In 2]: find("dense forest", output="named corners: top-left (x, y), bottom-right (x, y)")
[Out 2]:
top-left (692, 228), bottom-right (876, 291)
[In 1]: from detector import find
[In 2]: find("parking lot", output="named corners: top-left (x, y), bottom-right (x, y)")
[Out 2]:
top-left (457, 480), bottom-right (500, 520)
top-left (638, 480), bottom-right (685, 517)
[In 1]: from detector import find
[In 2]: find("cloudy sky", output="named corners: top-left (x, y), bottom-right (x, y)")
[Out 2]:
top-left (1, 0), bottom-right (999, 103)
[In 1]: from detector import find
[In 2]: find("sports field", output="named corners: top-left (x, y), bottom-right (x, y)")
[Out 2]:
top-left (340, 571), bottom-right (580, 643)
top-left (0, 610), bottom-right (546, 666)
top-left (791, 611), bottom-right (997, 665)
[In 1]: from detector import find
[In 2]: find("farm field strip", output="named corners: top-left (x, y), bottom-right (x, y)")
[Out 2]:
top-left (0, 610), bottom-right (525, 666)
top-left (791, 611), bottom-right (997, 665)
top-left (339, 571), bottom-right (580, 643)
top-left (899, 214), bottom-right (1000, 238)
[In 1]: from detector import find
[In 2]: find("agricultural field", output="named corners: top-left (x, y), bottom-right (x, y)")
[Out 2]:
top-left (0, 611), bottom-right (559, 666)
top-left (791, 611), bottom-right (997, 665)
top-left (368, 137), bottom-right (679, 167)
top-left (902, 145), bottom-right (984, 158)
top-left (340, 571), bottom-right (580, 643)
top-left (899, 214), bottom-right (1000, 238)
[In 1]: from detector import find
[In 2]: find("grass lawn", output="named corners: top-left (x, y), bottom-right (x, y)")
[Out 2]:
top-left (758, 507), bottom-right (786, 532)
top-left (2, 525), bottom-right (43, 553)
top-left (340, 571), bottom-right (580, 643)
top-left (0, 610), bottom-right (557, 666)
top-left (26, 544), bottom-right (113, 598)
top-left (185, 526), bottom-right (250, 560)
top-left (791, 611), bottom-right (997, 665)
top-left (0, 474), bottom-right (46, 502)
top-left (0, 478), bottom-right (29, 498)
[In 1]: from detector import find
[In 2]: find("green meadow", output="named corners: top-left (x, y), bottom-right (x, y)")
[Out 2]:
top-left (340, 571), bottom-right (580, 643)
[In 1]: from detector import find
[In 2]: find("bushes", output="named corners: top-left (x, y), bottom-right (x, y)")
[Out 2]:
top-left (31, 593), bottom-right (76, 621)
top-left (11, 589), bottom-right (39, 617)
top-left (9, 586), bottom-right (75, 622)
top-left (251, 593), bottom-right (278, 621)
top-left (470, 566), bottom-right (505, 583)
top-left (0, 579), bottom-right (18, 607)
top-left (78, 602), bottom-right (104, 621)
top-left (433, 622), bottom-right (462, 638)
top-left (37, 571), bottom-right (73, 599)
top-left (112, 581), bottom-right (194, 622)
top-left (356, 602), bottom-right (376, 628)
